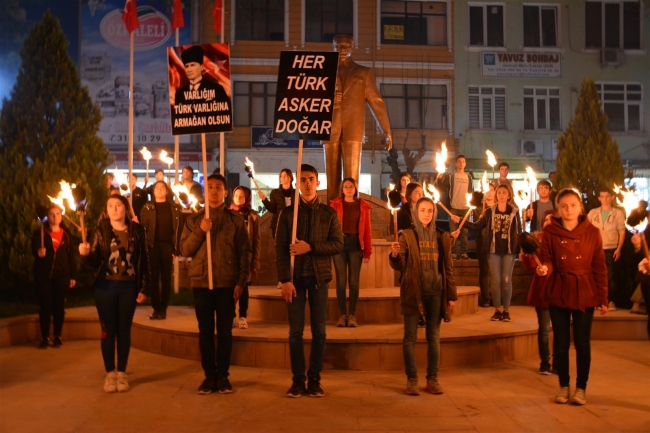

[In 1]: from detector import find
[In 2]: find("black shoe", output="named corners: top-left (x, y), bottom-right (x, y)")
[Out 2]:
top-left (38, 338), bottom-right (50, 349)
top-left (158, 310), bottom-right (167, 320)
top-left (217, 377), bottom-right (233, 394)
top-left (490, 310), bottom-right (502, 321)
top-left (52, 336), bottom-right (62, 348)
top-left (307, 378), bottom-right (324, 397)
top-left (418, 317), bottom-right (426, 328)
top-left (539, 362), bottom-right (551, 375)
top-left (286, 379), bottom-right (307, 398)
top-left (198, 378), bottom-right (216, 395)
top-left (149, 310), bottom-right (159, 320)
top-left (501, 310), bottom-right (511, 322)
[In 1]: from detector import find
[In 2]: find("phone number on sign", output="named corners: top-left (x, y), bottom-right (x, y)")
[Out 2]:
top-left (107, 134), bottom-right (162, 143)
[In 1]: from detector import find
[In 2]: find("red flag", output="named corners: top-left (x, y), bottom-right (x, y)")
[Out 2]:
top-left (122, 0), bottom-right (139, 34)
top-left (213, 0), bottom-right (222, 34)
top-left (172, 0), bottom-right (184, 30)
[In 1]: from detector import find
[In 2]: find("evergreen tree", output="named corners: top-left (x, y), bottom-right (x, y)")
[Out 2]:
top-left (0, 12), bottom-right (110, 288)
top-left (555, 77), bottom-right (624, 211)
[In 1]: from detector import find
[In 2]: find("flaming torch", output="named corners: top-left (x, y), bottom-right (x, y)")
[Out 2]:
top-left (140, 146), bottom-right (152, 177)
top-left (386, 183), bottom-right (399, 241)
top-left (172, 183), bottom-right (199, 210)
top-left (160, 150), bottom-right (175, 185)
top-left (423, 181), bottom-right (453, 218)
top-left (616, 185), bottom-right (650, 260)
top-left (486, 150), bottom-right (497, 180)
top-left (35, 204), bottom-right (48, 253)
top-left (244, 156), bottom-right (261, 190)
top-left (480, 171), bottom-right (490, 193)
top-left (435, 141), bottom-right (447, 175)
top-left (47, 180), bottom-right (83, 235)
top-left (456, 193), bottom-right (477, 231)
top-left (513, 181), bottom-right (531, 225)
top-left (526, 166), bottom-right (537, 215)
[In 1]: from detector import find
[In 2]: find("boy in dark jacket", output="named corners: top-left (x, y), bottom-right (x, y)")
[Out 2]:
top-left (390, 197), bottom-right (457, 396)
top-left (180, 174), bottom-right (252, 395)
top-left (275, 164), bottom-right (343, 398)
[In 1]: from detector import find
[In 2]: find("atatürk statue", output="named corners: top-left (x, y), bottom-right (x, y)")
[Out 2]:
top-left (324, 34), bottom-right (392, 202)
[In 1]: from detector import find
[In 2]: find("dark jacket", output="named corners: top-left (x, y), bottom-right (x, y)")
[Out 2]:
top-left (83, 220), bottom-right (150, 296)
top-left (32, 224), bottom-right (77, 281)
top-left (635, 229), bottom-right (650, 286)
top-left (139, 200), bottom-right (182, 254)
top-left (131, 187), bottom-right (147, 219)
top-left (262, 187), bottom-right (293, 237)
top-left (465, 204), bottom-right (522, 255)
top-left (330, 198), bottom-right (373, 259)
top-left (529, 200), bottom-right (555, 232)
top-left (539, 216), bottom-right (608, 311)
top-left (396, 205), bottom-right (413, 232)
top-left (434, 171), bottom-right (475, 208)
top-left (275, 196), bottom-right (344, 286)
top-left (240, 209), bottom-right (261, 280)
top-left (389, 228), bottom-right (457, 318)
top-left (180, 205), bottom-right (252, 288)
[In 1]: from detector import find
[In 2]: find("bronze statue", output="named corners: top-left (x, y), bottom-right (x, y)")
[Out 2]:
top-left (324, 34), bottom-right (392, 202)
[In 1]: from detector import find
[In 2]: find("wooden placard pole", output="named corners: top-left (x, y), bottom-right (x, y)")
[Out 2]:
top-left (201, 133), bottom-right (214, 290)
top-left (289, 140), bottom-right (304, 281)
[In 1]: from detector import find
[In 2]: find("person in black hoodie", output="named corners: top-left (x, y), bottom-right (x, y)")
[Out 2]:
top-left (140, 181), bottom-right (182, 320)
top-left (79, 194), bottom-right (149, 393)
top-left (32, 204), bottom-right (78, 348)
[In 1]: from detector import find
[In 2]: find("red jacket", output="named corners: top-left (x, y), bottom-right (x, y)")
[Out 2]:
top-left (539, 216), bottom-right (608, 311)
top-left (520, 232), bottom-right (548, 308)
top-left (330, 198), bottom-right (373, 259)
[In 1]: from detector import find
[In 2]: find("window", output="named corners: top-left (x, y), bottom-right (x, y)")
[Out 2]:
top-left (524, 88), bottom-right (560, 131)
top-left (468, 86), bottom-right (506, 130)
top-left (235, 0), bottom-right (284, 41)
top-left (469, 4), bottom-right (504, 47)
top-left (380, 84), bottom-right (448, 129)
top-left (596, 83), bottom-right (643, 132)
top-left (523, 5), bottom-right (558, 47)
top-left (585, 2), bottom-right (641, 49)
top-left (305, 0), bottom-right (353, 42)
top-left (381, 1), bottom-right (447, 46)
top-left (233, 82), bottom-right (277, 127)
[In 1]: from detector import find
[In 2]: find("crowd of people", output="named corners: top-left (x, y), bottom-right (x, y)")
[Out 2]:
top-left (31, 161), bottom-right (649, 404)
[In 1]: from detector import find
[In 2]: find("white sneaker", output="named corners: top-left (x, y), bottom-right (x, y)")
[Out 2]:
top-left (103, 371), bottom-right (117, 393)
top-left (608, 302), bottom-right (617, 311)
top-left (116, 371), bottom-right (129, 392)
top-left (239, 317), bottom-right (248, 329)
top-left (233, 317), bottom-right (238, 328)
top-left (572, 388), bottom-right (586, 405)
top-left (555, 386), bottom-right (570, 404)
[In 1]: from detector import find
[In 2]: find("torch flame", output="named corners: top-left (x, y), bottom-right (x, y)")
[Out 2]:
top-left (614, 184), bottom-right (640, 217)
top-left (386, 183), bottom-right (398, 212)
top-left (435, 141), bottom-right (447, 174)
top-left (512, 182), bottom-right (530, 210)
top-left (140, 147), bottom-right (152, 161)
top-left (47, 180), bottom-right (77, 215)
top-left (112, 169), bottom-right (131, 196)
top-left (422, 181), bottom-right (441, 203)
top-left (480, 171), bottom-right (490, 193)
top-left (160, 150), bottom-right (174, 165)
top-left (172, 183), bottom-right (199, 209)
top-left (525, 166), bottom-right (537, 188)
top-left (486, 150), bottom-right (497, 168)
top-left (244, 156), bottom-right (256, 178)
top-left (465, 193), bottom-right (476, 209)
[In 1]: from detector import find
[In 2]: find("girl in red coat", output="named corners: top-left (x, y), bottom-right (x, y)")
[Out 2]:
top-left (330, 178), bottom-right (373, 327)
top-left (536, 189), bottom-right (608, 406)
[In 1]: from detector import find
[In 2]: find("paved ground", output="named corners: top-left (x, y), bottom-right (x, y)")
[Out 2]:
top-left (0, 340), bottom-right (648, 433)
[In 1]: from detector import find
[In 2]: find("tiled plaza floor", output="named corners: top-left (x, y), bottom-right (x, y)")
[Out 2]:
top-left (0, 339), bottom-right (648, 432)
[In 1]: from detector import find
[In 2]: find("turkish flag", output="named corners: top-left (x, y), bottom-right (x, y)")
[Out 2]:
top-left (122, 0), bottom-right (139, 34)
top-left (213, 0), bottom-right (222, 34)
top-left (172, 0), bottom-right (184, 30)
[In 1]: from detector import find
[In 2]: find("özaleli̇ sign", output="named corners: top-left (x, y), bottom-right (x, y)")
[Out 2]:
top-left (100, 6), bottom-right (172, 51)
top-left (481, 51), bottom-right (562, 78)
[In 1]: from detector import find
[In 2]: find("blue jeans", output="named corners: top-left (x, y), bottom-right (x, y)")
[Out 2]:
top-left (286, 277), bottom-right (329, 382)
top-left (549, 306), bottom-right (594, 390)
top-left (94, 280), bottom-right (138, 373)
top-left (535, 307), bottom-right (551, 363)
top-left (333, 235), bottom-right (363, 315)
top-left (449, 208), bottom-right (468, 256)
top-left (487, 254), bottom-right (515, 309)
top-left (403, 294), bottom-right (443, 379)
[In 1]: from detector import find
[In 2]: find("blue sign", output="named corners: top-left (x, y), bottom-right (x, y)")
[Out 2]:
top-left (251, 127), bottom-right (323, 149)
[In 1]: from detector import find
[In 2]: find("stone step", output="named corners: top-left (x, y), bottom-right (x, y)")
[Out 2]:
top-left (246, 286), bottom-right (479, 324)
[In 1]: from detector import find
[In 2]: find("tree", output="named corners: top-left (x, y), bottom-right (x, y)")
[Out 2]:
top-left (555, 77), bottom-right (624, 212)
top-left (0, 11), bottom-right (110, 288)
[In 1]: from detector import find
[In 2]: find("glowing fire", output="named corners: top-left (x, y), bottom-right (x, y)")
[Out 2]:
top-left (435, 141), bottom-right (447, 174)
top-left (112, 168), bottom-right (131, 196)
top-left (465, 193), bottom-right (476, 209)
top-left (386, 183), bottom-right (398, 212)
top-left (172, 183), bottom-right (199, 209)
top-left (614, 184), bottom-right (647, 233)
top-left (244, 156), bottom-right (256, 178)
top-left (486, 150), bottom-right (497, 168)
top-left (160, 150), bottom-right (174, 166)
top-left (422, 181), bottom-right (441, 203)
top-left (480, 171), bottom-right (490, 193)
top-left (513, 181), bottom-right (530, 210)
top-left (140, 147), bottom-right (152, 161)
top-left (47, 180), bottom-right (77, 214)
top-left (525, 166), bottom-right (537, 189)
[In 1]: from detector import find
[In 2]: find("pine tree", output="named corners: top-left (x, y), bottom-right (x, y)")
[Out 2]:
top-left (555, 77), bottom-right (624, 211)
top-left (0, 12), bottom-right (111, 288)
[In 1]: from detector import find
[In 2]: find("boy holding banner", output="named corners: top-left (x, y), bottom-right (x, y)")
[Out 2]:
top-left (275, 164), bottom-right (343, 397)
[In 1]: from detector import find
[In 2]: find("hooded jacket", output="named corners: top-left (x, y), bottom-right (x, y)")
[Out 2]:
top-left (32, 223), bottom-right (77, 281)
top-left (539, 216), bottom-right (608, 311)
top-left (329, 197), bottom-right (373, 259)
top-left (465, 204), bottom-right (522, 255)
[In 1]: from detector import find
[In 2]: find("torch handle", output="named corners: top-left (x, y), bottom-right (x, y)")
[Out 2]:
top-left (457, 208), bottom-right (473, 231)
top-left (251, 177), bottom-right (261, 191)
top-left (437, 202), bottom-right (454, 218)
top-left (290, 140), bottom-right (304, 283)
top-left (80, 212), bottom-right (86, 245)
top-left (393, 211), bottom-right (398, 242)
top-left (201, 133), bottom-right (213, 290)
top-left (63, 214), bottom-right (82, 231)
top-left (40, 224), bottom-right (44, 250)
top-left (533, 254), bottom-right (542, 268)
